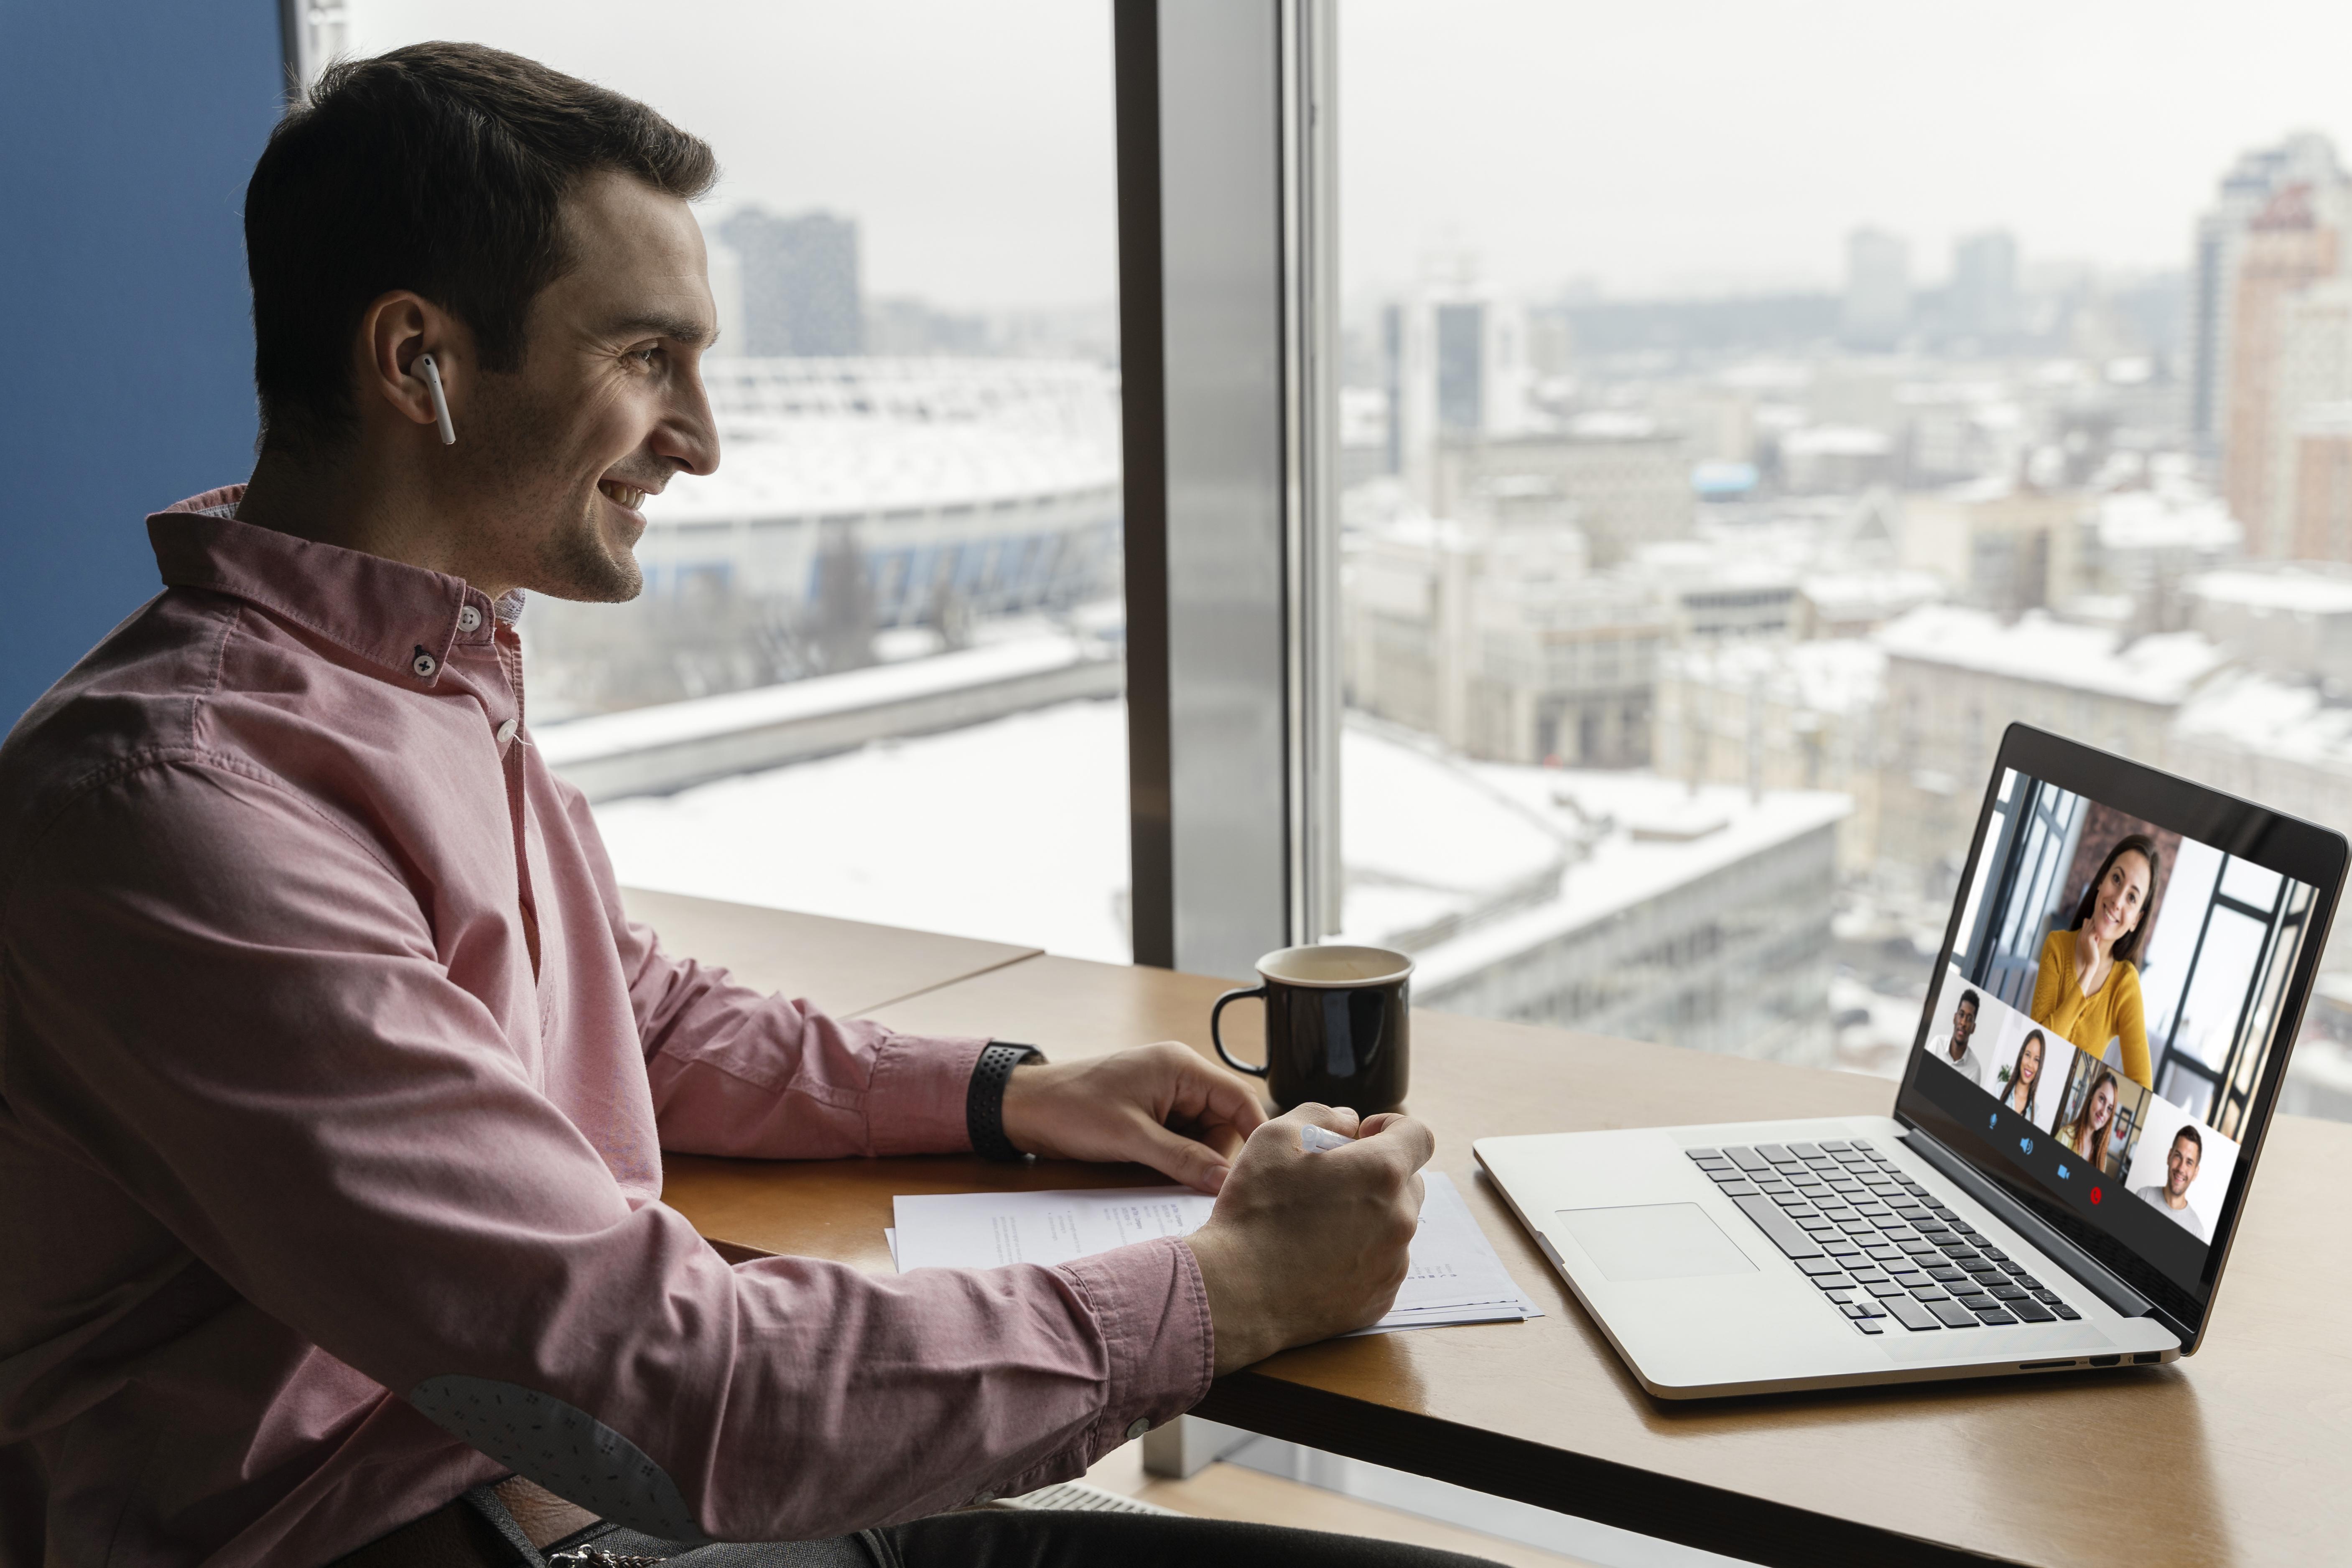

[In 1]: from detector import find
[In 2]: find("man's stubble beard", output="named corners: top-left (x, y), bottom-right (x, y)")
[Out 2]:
top-left (461, 374), bottom-right (645, 605)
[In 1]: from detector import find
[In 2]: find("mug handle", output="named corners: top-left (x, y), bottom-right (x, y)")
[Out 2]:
top-left (1210, 984), bottom-right (1270, 1078)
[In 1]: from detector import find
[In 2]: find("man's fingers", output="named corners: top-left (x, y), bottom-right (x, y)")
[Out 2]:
top-left (1282, 1102), bottom-right (1362, 1138)
top-left (1356, 1112), bottom-right (1436, 1173)
top-left (1135, 1118), bottom-right (1233, 1194)
top-left (1175, 1052), bottom-right (1269, 1137)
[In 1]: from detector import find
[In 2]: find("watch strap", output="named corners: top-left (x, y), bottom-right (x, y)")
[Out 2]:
top-left (967, 1042), bottom-right (1045, 1161)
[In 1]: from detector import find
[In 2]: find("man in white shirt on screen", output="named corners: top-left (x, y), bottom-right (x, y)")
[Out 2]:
top-left (2132, 1125), bottom-right (2208, 1240)
top-left (1926, 988), bottom-right (1988, 1089)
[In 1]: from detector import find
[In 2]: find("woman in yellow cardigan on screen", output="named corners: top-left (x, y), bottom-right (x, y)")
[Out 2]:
top-left (2031, 833), bottom-right (2159, 1090)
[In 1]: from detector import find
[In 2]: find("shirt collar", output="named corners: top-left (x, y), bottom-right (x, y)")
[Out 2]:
top-left (147, 486), bottom-right (499, 684)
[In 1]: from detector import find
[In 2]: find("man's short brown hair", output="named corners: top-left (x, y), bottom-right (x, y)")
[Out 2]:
top-left (246, 41), bottom-right (717, 451)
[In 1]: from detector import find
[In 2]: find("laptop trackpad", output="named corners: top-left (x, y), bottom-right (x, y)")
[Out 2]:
top-left (1558, 1203), bottom-right (1758, 1282)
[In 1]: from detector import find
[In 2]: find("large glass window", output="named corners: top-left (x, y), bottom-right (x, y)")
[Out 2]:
top-left (1334, 0), bottom-right (2352, 1104)
top-left (338, 1), bottom-right (1131, 959)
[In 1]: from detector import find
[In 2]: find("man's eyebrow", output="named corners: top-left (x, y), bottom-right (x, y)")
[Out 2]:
top-left (610, 311), bottom-right (716, 348)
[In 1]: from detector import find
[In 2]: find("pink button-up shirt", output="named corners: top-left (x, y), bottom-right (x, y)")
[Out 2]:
top-left (0, 490), bottom-right (1212, 1567)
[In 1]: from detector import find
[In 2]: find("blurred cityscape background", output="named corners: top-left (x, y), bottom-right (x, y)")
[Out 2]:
top-left (330, 0), bottom-right (2352, 1133)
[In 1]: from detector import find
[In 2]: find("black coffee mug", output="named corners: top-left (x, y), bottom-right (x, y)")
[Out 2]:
top-left (1210, 945), bottom-right (1413, 1112)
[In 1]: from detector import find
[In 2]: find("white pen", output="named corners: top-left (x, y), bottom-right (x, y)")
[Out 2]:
top-left (1300, 1123), bottom-right (1355, 1152)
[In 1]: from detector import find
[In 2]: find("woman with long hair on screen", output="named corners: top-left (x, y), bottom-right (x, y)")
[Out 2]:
top-left (2056, 1066), bottom-right (2123, 1175)
top-left (2031, 833), bottom-right (2159, 1090)
top-left (2000, 1029), bottom-right (2048, 1123)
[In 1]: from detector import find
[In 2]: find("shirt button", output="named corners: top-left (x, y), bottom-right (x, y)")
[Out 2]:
top-left (410, 649), bottom-right (438, 680)
top-left (1124, 1418), bottom-right (1152, 1441)
top-left (496, 719), bottom-right (519, 745)
top-left (458, 604), bottom-right (484, 633)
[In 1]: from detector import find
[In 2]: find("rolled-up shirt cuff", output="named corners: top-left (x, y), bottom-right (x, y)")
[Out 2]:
top-left (1057, 1235), bottom-right (1215, 1454)
top-left (863, 1031), bottom-right (990, 1154)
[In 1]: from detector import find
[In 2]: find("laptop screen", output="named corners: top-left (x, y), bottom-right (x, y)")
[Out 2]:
top-left (1895, 732), bottom-right (2339, 1331)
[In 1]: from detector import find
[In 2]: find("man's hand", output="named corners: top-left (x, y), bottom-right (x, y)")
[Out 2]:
top-left (1182, 1104), bottom-right (1435, 1375)
top-left (998, 1042), bottom-right (1267, 1194)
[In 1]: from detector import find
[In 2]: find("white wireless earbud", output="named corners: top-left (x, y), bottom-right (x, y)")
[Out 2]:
top-left (417, 352), bottom-right (457, 446)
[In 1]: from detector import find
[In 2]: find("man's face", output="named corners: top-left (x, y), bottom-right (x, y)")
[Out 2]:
top-left (444, 170), bottom-right (720, 601)
top-left (2166, 1135), bottom-right (2200, 1197)
top-left (1951, 999), bottom-right (1977, 1051)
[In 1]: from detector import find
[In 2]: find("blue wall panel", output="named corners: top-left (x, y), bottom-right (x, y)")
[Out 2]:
top-left (0, 3), bottom-right (283, 722)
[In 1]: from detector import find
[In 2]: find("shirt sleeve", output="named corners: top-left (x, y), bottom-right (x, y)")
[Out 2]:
top-left (2113, 963), bottom-right (2151, 1089)
top-left (555, 780), bottom-right (990, 1159)
top-left (3, 761), bottom-right (1213, 1541)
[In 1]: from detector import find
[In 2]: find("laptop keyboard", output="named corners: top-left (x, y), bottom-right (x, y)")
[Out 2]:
top-left (1686, 1140), bottom-right (2082, 1336)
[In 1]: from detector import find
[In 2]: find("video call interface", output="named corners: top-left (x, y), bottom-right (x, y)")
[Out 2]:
top-left (1910, 767), bottom-right (2320, 1294)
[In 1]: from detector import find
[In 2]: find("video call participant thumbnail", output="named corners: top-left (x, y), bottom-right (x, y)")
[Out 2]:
top-left (2054, 1065), bottom-right (2127, 1176)
top-left (2030, 834), bottom-right (2158, 1089)
top-left (1997, 1027), bottom-right (2051, 1123)
top-left (1928, 987), bottom-right (1988, 1088)
top-left (2133, 1125), bottom-right (2208, 1241)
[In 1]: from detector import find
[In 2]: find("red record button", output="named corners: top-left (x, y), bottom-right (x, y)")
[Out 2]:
top-left (2090, 1187), bottom-right (2102, 1204)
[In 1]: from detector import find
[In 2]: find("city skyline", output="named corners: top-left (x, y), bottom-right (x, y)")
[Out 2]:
top-left (348, 0), bottom-right (2352, 314)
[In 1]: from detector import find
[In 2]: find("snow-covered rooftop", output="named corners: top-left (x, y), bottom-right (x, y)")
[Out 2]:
top-left (2097, 491), bottom-right (2241, 554)
top-left (1799, 568), bottom-right (1945, 622)
top-left (641, 357), bottom-right (1121, 527)
top-left (1663, 638), bottom-right (1886, 716)
top-left (1875, 605), bottom-right (2231, 705)
top-left (2175, 669), bottom-right (2352, 773)
top-left (2186, 569), bottom-right (2352, 617)
top-left (590, 697), bottom-right (1850, 982)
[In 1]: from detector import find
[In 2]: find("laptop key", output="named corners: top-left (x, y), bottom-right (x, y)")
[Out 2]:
top-left (1842, 1299), bottom-right (1885, 1318)
top-left (1685, 1148), bottom-right (1724, 1160)
top-left (1704, 1168), bottom-right (1746, 1184)
top-left (1815, 1139), bottom-right (1853, 1151)
top-left (1988, 1284), bottom-right (2028, 1302)
top-left (1797, 1218), bottom-right (1840, 1233)
top-left (1864, 1280), bottom-right (1909, 1298)
top-left (1884, 1296), bottom-right (1941, 1331)
top-left (2008, 1300), bottom-right (2057, 1323)
top-left (1720, 1180), bottom-right (1761, 1197)
top-left (1726, 1147), bottom-right (1772, 1172)
top-left (1974, 1308), bottom-right (2019, 1326)
top-left (1730, 1195), bottom-right (1823, 1258)
top-left (2050, 1301), bottom-right (2081, 1321)
top-left (1925, 1298), bottom-right (1980, 1328)
top-left (1953, 1293), bottom-right (1996, 1312)
top-left (1796, 1257), bottom-right (1845, 1276)
top-left (1854, 1318), bottom-right (1886, 1334)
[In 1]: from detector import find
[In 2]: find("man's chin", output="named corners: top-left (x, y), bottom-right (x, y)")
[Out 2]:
top-left (531, 519), bottom-right (644, 603)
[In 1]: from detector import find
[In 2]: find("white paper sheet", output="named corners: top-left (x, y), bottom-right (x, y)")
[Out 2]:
top-left (889, 1172), bottom-right (1540, 1334)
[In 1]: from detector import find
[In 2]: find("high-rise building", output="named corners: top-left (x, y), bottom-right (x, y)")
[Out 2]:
top-left (1948, 230), bottom-right (2018, 343)
top-left (716, 207), bottom-right (864, 357)
top-left (2189, 134), bottom-right (2347, 462)
top-left (2222, 185), bottom-right (2344, 551)
top-left (2265, 281), bottom-right (2352, 558)
top-left (1380, 275), bottom-right (1532, 509)
top-left (1842, 228), bottom-right (1911, 350)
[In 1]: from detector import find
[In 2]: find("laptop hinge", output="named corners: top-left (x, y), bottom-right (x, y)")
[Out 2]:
top-left (1897, 1127), bottom-right (2152, 1319)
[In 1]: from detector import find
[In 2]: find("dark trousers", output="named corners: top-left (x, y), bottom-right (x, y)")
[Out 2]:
top-left (575, 1510), bottom-right (1506, 1568)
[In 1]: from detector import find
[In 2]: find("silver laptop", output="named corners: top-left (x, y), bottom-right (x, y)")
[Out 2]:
top-left (1476, 724), bottom-right (2346, 1397)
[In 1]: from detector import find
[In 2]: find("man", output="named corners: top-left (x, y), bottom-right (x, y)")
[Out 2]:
top-left (0, 44), bottom-right (1476, 1568)
top-left (2131, 1125), bottom-right (2208, 1241)
top-left (1926, 987), bottom-right (1988, 1089)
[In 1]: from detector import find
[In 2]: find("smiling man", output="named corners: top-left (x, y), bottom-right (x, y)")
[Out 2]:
top-left (0, 43), bottom-right (1466, 1568)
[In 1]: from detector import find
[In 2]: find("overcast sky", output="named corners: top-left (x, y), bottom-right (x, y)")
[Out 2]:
top-left (352, 0), bottom-right (2352, 309)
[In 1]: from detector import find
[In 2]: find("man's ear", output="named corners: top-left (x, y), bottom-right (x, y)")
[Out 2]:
top-left (357, 291), bottom-right (463, 437)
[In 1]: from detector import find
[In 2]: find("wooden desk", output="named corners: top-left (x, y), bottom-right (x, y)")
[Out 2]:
top-left (665, 949), bottom-right (2352, 1568)
top-left (619, 887), bottom-right (1039, 1017)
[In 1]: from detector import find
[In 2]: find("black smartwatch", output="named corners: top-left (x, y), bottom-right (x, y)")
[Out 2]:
top-left (966, 1042), bottom-right (1045, 1161)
